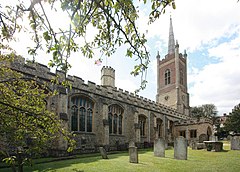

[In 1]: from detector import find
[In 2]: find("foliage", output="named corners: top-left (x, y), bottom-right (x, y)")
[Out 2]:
top-left (0, 0), bottom-right (176, 92)
top-left (205, 143), bottom-right (213, 151)
top-left (224, 103), bottom-right (240, 134)
top-left (190, 104), bottom-right (217, 119)
top-left (190, 106), bottom-right (203, 119)
top-left (0, 56), bottom-right (74, 172)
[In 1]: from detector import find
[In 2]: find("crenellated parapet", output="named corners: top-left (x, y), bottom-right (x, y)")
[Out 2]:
top-left (9, 56), bottom-right (189, 120)
top-left (101, 66), bottom-right (115, 87)
top-left (159, 53), bottom-right (175, 64)
top-left (175, 117), bottom-right (213, 126)
top-left (159, 52), bottom-right (187, 65)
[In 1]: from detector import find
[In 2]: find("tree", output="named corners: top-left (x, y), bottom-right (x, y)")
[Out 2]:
top-left (224, 103), bottom-right (240, 134)
top-left (0, 0), bottom-right (176, 92)
top-left (202, 104), bottom-right (217, 118)
top-left (190, 104), bottom-right (217, 119)
top-left (1, 1), bottom-right (175, 170)
top-left (190, 106), bottom-right (203, 119)
top-left (0, 56), bottom-right (74, 172)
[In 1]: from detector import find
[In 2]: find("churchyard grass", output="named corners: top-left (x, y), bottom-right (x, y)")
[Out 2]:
top-left (0, 141), bottom-right (240, 172)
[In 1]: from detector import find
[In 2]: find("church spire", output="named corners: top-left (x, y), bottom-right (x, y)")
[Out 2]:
top-left (168, 16), bottom-right (175, 55)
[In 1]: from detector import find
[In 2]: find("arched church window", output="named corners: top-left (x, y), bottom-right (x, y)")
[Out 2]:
top-left (79, 107), bottom-right (86, 131)
top-left (165, 69), bottom-right (171, 85)
top-left (168, 120), bottom-right (174, 134)
top-left (139, 115), bottom-right (147, 136)
top-left (113, 114), bottom-right (118, 134)
top-left (70, 96), bottom-right (94, 132)
top-left (180, 69), bottom-right (184, 85)
top-left (108, 113), bottom-right (113, 134)
top-left (71, 105), bottom-right (78, 131)
top-left (156, 118), bottom-right (163, 137)
top-left (119, 115), bottom-right (122, 134)
top-left (108, 104), bottom-right (124, 135)
top-left (87, 109), bottom-right (93, 132)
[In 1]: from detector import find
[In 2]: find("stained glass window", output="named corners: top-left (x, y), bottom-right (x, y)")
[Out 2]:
top-left (70, 96), bottom-right (93, 132)
top-left (108, 104), bottom-right (123, 135)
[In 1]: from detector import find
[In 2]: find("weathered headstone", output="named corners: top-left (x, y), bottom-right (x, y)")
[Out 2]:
top-left (196, 143), bottom-right (205, 149)
top-left (99, 147), bottom-right (108, 159)
top-left (129, 141), bottom-right (138, 163)
top-left (231, 136), bottom-right (240, 150)
top-left (154, 138), bottom-right (165, 157)
top-left (214, 142), bottom-right (223, 152)
top-left (174, 136), bottom-right (188, 160)
top-left (129, 141), bottom-right (135, 147)
top-left (191, 141), bottom-right (197, 150)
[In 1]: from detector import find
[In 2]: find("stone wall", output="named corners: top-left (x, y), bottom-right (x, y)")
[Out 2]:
top-left (10, 57), bottom-right (188, 120)
top-left (174, 118), bottom-right (213, 143)
top-left (8, 57), bottom-right (197, 155)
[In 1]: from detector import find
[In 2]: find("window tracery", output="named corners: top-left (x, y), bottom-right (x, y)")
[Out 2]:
top-left (108, 104), bottom-right (124, 135)
top-left (70, 96), bottom-right (94, 132)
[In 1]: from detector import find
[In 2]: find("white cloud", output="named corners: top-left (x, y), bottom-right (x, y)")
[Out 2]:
top-left (138, 0), bottom-right (240, 52)
top-left (67, 55), bottom-right (102, 85)
top-left (116, 79), bottom-right (138, 93)
top-left (137, 0), bottom-right (240, 115)
top-left (189, 35), bottom-right (240, 114)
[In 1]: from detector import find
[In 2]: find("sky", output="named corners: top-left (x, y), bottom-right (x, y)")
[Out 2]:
top-left (3, 0), bottom-right (240, 115)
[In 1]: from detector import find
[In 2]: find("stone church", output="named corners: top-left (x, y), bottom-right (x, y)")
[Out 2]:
top-left (9, 18), bottom-right (212, 154)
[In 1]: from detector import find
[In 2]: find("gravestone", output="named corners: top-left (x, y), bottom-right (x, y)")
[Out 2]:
top-left (174, 136), bottom-right (188, 160)
top-left (191, 141), bottom-right (197, 150)
top-left (231, 136), bottom-right (240, 150)
top-left (154, 138), bottom-right (165, 157)
top-left (196, 143), bottom-right (205, 149)
top-left (99, 147), bottom-right (108, 159)
top-left (214, 142), bottom-right (223, 152)
top-left (129, 141), bottom-right (135, 147)
top-left (129, 141), bottom-right (138, 163)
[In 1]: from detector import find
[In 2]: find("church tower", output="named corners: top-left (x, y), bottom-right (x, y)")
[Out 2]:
top-left (156, 17), bottom-right (189, 116)
top-left (101, 66), bottom-right (115, 88)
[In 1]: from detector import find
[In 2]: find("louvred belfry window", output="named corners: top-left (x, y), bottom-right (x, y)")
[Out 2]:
top-left (165, 69), bottom-right (171, 85)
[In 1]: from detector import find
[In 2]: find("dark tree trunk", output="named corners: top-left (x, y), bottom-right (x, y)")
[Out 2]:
top-left (17, 152), bottom-right (23, 172)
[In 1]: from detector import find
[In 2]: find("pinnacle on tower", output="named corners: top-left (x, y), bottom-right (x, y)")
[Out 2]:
top-left (156, 51), bottom-right (160, 58)
top-left (168, 16), bottom-right (175, 55)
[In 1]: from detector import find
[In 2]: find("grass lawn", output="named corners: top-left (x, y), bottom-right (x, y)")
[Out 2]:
top-left (1, 142), bottom-right (240, 172)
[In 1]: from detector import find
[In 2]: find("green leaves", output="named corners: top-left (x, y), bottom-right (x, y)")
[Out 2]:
top-left (2, 156), bottom-right (16, 166)
top-left (224, 104), bottom-right (240, 133)
top-left (43, 31), bottom-right (51, 42)
top-left (172, 2), bottom-right (176, 9)
top-left (1, 0), bottom-right (176, 95)
top-left (0, 57), bottom-right (74, 170)
top-left (190, 104), bottom-right (217, 119)
top-left (149, 0), bottom-right (176, 24)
